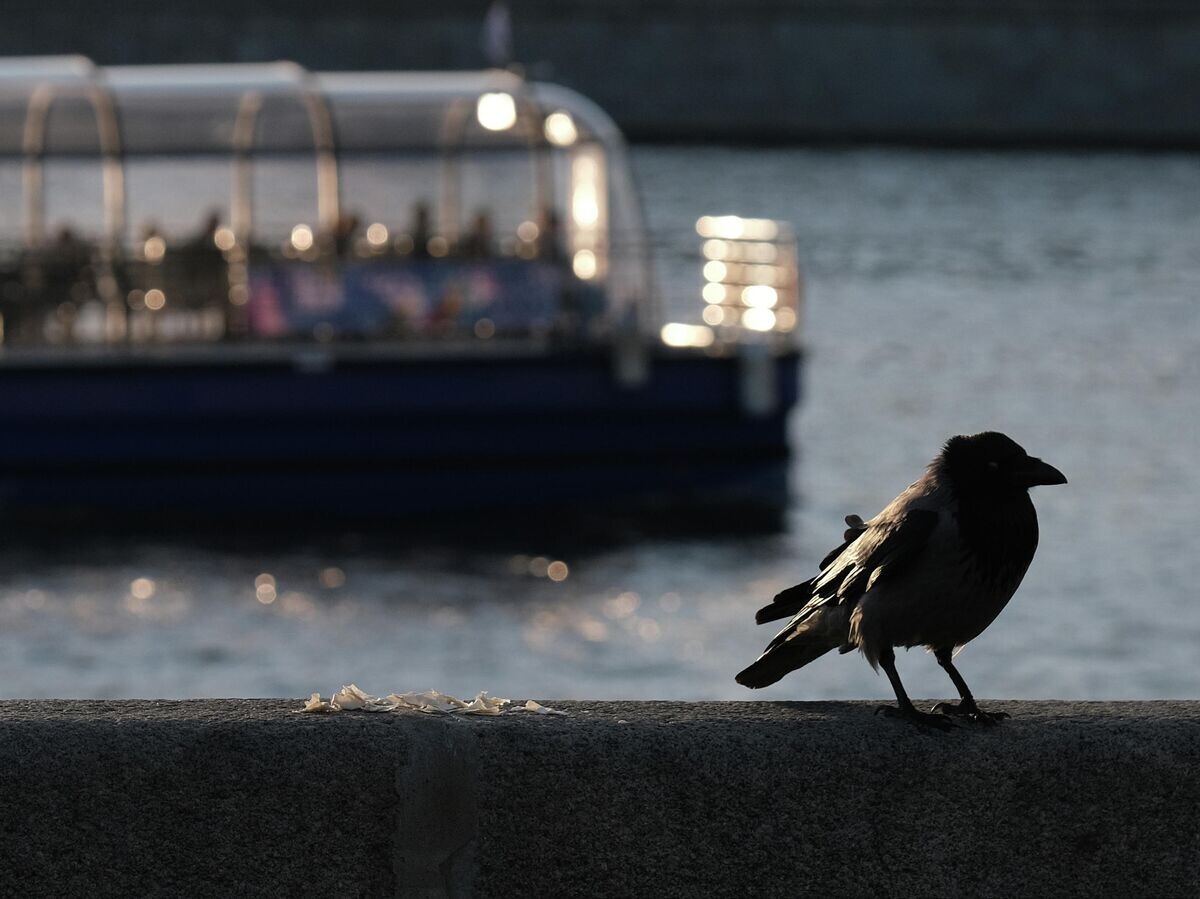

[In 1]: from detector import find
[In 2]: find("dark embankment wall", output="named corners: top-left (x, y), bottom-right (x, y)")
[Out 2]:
top-left (3, 1), bottom-right (1200, 144)
top-left (0, 700), bottom-right (1197, 897)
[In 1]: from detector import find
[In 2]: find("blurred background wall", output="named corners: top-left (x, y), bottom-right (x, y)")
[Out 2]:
top-left (4, 0), bottom-right (1200, 144)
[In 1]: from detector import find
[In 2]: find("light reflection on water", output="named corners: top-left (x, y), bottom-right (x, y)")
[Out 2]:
top-left (2, 146), bottom-right (1199, 700)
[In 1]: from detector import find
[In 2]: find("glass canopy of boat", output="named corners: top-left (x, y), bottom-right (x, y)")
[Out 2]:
top-left (0, 56), bottom-right (652, 349)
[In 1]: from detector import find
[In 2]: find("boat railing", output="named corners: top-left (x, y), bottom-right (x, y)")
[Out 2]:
top-left (0, 218), bottom-right (801, 353)
top-left (0, 228), bottom-right (625, 349)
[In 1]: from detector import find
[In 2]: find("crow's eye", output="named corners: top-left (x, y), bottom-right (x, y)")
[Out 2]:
top-left (987, 461), bottom-right (1000, 470)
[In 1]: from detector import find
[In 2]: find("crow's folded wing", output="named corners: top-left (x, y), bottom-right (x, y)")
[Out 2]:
top-left (754, 509), bottom-right (938, 625)
top-left (822, 508), bottom-right (939, 604)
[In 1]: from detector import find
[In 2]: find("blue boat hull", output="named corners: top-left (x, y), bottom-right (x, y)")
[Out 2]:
top-left (0, 347), bottom-right (800, 522)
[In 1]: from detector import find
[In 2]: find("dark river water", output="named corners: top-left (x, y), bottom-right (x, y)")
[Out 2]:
top-left (2, 146), bottom-right (1197, 701)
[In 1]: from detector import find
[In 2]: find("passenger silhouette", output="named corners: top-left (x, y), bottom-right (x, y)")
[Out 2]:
top-left (43, 225), bottom-right (93, 302)
top-left (180, 210), bottom-right (228, 309)
top-left (461, 210), bottom-right (494, 258)
top-left (410, 201), bottom-right (433, 259)
top-left (333, 213), bottom-right (361, 258)
top-left (537, 208), bottom-right (565, 263)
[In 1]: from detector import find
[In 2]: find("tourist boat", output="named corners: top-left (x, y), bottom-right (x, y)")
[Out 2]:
top-left (0, 56), bottom-right (801, 526)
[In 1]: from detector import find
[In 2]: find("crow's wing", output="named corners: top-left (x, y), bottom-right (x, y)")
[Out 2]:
top-left (754, 509), bottom-right (938, 625)
top-left (818, 514), bottom-right (868, 569)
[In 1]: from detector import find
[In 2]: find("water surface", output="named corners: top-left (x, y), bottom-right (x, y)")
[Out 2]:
top-left (2, 147), bottom-right (1197, 701)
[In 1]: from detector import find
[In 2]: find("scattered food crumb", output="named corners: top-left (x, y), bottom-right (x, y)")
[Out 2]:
top-left (298, 685), bottom-right (567, 717)
top-left (523, 700), bottom-right (568, 716)
top-left (303, 692), bottom-right (334, 713)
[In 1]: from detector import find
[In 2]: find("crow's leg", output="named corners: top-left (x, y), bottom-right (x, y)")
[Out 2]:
top-left (876, 646), bottom-right (954, 731)
top-left (931, 647), bottom-right (1008, 725)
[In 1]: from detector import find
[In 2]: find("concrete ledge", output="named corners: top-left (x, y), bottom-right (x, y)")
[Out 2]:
top-left (1, 701), bottom-right (1197, 897)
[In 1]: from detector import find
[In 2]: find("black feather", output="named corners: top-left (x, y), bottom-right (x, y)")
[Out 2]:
top-left (753, 511), bottom-right (935, 625)
top-left (937, 432), bottom-right (1040, 583)
top-left (754, 580), bottom-right (814, 625)
top-left (821, 509), bottom-right (938, 607)
top-left (736, 644), bottom-right (832, 688)
top-left (755, 515), bottom-right (868, 625)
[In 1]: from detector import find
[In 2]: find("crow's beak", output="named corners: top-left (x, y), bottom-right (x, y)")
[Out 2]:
top-left (1015, 456), bottom-right (1067, 487)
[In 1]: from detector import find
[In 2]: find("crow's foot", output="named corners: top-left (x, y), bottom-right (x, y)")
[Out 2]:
top-left (931, 701), bottom-right (1009, 726)
top-left (875, 704), bottom-right (956, 731)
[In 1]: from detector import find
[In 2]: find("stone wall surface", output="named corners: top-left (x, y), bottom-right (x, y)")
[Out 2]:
top-left (0, 699), bottom-right (1198, 897)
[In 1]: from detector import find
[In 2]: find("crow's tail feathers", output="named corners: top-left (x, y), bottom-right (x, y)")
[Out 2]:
top-left (735, 612), bottom-right (844, 688)
top-left (735, 637), bottom-right (835, 688)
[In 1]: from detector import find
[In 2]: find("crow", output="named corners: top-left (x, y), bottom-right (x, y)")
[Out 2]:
top-left (735, 432), bottom-right (1066, 728)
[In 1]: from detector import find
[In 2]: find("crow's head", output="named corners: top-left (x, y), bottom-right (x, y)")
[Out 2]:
top-left (939, 431), bottom-right (1067, 494)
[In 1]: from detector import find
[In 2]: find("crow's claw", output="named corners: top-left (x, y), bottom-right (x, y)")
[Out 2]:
top-left (875, 704), bottom-right (957, 731)
top-left (931, 701), bottom-right (1009, 726)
